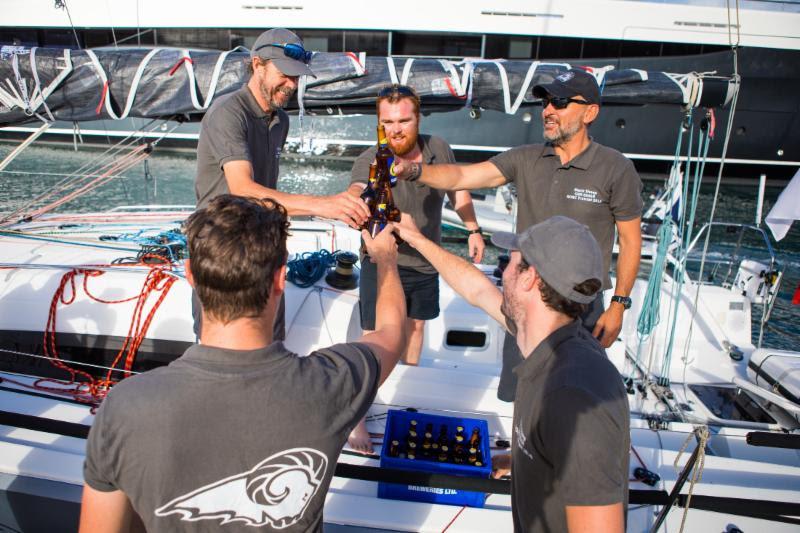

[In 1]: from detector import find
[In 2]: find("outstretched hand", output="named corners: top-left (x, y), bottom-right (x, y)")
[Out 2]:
top-left (392, 213), bottom-right (425, 247)
top-left (319, 191), bottom-right (371, 229)
top-left (362, 224), bottom-right (399, 264)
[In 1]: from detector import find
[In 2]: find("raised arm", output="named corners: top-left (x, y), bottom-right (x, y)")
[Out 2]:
top-left (223, 160), bottom-right (370, 228)
top-left (394, 215), bottom-right (505, 327)
top-left (357, 226), bottom-right (407, 385)
top-left (393, 159), bottom-right (507, 191)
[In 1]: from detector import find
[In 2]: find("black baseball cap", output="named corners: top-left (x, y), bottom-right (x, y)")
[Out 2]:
top-left (532, 68), bottom-right (601, 105)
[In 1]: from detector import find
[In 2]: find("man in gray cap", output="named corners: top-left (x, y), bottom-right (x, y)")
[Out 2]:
top-left (394, 214), bottom-right (629, 533)
top-left (193, 28), bottom-right (370, 339)
top-left (393, 67), bottom-right (643, 402)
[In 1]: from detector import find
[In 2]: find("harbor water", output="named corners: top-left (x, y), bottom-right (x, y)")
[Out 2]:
top-left (0, 142), bottom-right (798, 350)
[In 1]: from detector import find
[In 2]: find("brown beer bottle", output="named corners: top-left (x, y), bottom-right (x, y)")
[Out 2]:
top-left (359, 163), bottom-right (378, 210)
top-left (469, 427), bottom-right (481, 450)
top-left (388, 439), bottom-right (400, 458)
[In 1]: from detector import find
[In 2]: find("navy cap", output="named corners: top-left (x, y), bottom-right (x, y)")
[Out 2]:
top-left (491, 216), bottom-right (604, 304)
top-left (532, 68), bottom-right (600, 105)
top-left (251, 28), bottom-right (315, 78)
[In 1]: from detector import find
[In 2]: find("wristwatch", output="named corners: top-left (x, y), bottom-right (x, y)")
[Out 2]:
top-left (467, 227), bottom-right (483, 236)
top-left (611, 295), bottom-right (632, 310)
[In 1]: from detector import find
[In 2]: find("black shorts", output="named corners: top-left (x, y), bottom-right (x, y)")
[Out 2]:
top-left (359, 259), bottom-right (440, 331)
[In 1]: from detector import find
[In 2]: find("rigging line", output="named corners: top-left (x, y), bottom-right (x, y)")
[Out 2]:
top-left (0, 347), bottom-right (142, 375)
top-left (682, 53), bottom-right (742, 366)
top-left (0, 118), bottom-right (162, 224)
top-left (53, 0), bottom-right (82, 50)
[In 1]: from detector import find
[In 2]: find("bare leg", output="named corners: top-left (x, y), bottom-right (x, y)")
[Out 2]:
top-left (401, 318), bottom-right (425, 366)
top-left (348, 329), bottom-right (375, 454)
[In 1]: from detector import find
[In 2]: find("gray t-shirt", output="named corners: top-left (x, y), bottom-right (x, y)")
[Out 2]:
top-left (351, 134), bottom-right (455, 273)
top-left (512, 320), bottom-right (630, 532)
top-left (84, 341), bottom-right (380, 533)
top-left (195, 85), bottom-right (289, 209)
top-left (490, 142), bottom-right (642, 288)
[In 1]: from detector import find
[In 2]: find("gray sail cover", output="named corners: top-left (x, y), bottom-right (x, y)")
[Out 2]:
top-left (0, 46), bottom-right (735, 127)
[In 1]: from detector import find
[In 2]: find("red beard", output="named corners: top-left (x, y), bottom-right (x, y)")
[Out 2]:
top-left (389, 131), bottom-right (418, 156)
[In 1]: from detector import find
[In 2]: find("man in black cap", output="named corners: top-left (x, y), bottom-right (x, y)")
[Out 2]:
top-left (394, 214), bottom-right (629, 533)
top-left (193, 28), bottom-right (371, 338)
top-left (393, 68), bottom-right (642, 402)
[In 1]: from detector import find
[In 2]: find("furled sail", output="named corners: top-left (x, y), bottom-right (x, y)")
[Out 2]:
top-left (0, 46), bottom-right (736, 128)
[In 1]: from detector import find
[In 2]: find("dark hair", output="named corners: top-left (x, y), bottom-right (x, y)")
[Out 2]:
top-left (246, 57), bottom-right (270, 76)
top-left (517, 257), bottom-right (602, 319)
top-left (185, 195), bottom-right (289, 323)
top-left (376, 84), bottom-right (420, 117)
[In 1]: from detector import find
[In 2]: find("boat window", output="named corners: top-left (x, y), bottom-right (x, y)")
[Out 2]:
top-left (581, 38), bottom-right (622, 59)
top-left (445, 330), bottom-right (487, 348)
top-left (392, 31), bottom-right (482, 58)
top-left (537, 36), bottom-right (582, 60)
top-left (0, 29), bottom-right (39, 47)
top-left (344, 31), bottom-right (390, 56)
top-left (621, 40), bottom-right (663, 58)
top-left (294, 30), bottom-right (345, 53)
top-left (484, 35), bottom-right (536, 59)
top-left (155, 29), bottom-right (230, 50)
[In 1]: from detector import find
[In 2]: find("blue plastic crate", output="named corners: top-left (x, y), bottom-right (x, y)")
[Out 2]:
top-left (378, 409), bottom-right (492, 507)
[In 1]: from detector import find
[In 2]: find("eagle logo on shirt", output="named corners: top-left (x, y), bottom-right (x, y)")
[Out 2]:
top-left (154, 448), bottom-right (328, 528)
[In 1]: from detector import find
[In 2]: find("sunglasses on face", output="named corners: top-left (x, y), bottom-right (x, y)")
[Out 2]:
top-left (540, 96), bottom-right (590, 110)
top-left (255, 42), bottom-right (313, 64)
top-left (378, 84), bottom-right (417, 98)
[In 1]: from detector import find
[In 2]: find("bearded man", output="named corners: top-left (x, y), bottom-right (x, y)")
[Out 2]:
top-left (345, 84), bottom-right (484, 452)
top-left (193, 28), bottom-right (371, 340)
top-left (393, 69), bottom-right (643, 402)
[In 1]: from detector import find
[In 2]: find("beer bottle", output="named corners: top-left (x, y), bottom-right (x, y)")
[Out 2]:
top-left (467, 447), bottom-right (478, 465)
top-left (421, 423), bottom-right (433, 458)
top-left (375, 124), bottom-right (397, 187)
top-left (437, 424), bottom-right (449, 450)
top-left (366, 188), bottom-right (390, 238)
top-left (469, 427), bottom-right (481, 450)
top-left (388, 439), bottom-right (400, 458)
top-left (473, 449), bottom-right (484, 467)
top-left (359, 163), bottom-right (378, 209)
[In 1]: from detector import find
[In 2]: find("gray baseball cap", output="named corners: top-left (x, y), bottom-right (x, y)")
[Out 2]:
top-left (251, 28), bottom-right (316, 78)
top-left (491, 216), bottom-right (604, 304)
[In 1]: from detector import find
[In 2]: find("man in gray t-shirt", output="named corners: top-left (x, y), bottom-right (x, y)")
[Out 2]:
top-left (79, 195), bottom-right (407, 532)
top-left (393, 68), bottom-right (642, 401)
top-left (192, 28), bottom-right (371, 340)
top-left (394, 215), bottom-right (629, 533)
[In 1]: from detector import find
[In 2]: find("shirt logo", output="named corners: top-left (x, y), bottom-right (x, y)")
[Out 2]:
top-left (566, 187), bottom-right (602, 204)
top-left (556, 71), bottom-right (575, 83)
top-left (515, 421), bottom-right (534, 461)
top-left (155, 447), bottom-right (327, 529)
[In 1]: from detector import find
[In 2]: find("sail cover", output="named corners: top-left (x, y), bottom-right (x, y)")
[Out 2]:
top-left (0, 46), bottom-right (736, 127)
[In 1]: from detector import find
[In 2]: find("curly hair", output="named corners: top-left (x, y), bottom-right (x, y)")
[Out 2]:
top-left (517, 257), bottom-right (602, 319)
top-left (185, 195), bottom-right (289, 323)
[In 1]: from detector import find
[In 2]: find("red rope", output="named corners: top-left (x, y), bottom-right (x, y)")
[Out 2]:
top-left (33, 259), bottom-right (177, 407)
top-left (169, 57), bottom-right (193, 76)
top-left (95, 80), bottom-right (109, 115)
top-left (444, 78), bottom-right (466, 99)
top-left (440, 505), bottom-right (468, 532)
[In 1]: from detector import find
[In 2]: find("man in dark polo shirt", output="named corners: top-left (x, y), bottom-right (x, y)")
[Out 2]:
top-left (80, 195), bottom-right (406, 533)
top-left (393, 68), bottom-right (643, 402)
top-left (345, 84), bottom-right (484, 452)
top-left (394, 215), bottom-right (629, 533)
top-left (193, 28), bottom-right (370, 339)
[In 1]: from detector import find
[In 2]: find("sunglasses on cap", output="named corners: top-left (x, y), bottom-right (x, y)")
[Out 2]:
top-left (378, 84), bottom-right (417, 98)
top-left (540, 95), bottom-right (591, 110)
top-left (255, 42), bottom-right (313, 64)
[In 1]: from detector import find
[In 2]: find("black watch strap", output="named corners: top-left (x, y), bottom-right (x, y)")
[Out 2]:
top-left (611, 295), bottom-right (632, 309)
top-left (467, 227), bottom-right (483, 235)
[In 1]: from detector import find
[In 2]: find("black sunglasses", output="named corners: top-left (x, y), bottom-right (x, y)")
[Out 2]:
top-left (378, 84), bottom-right (417, 98)
top-left (540, 96), bottom-right (591, 110)
top-left (255, 42), bottom-right (313, 64)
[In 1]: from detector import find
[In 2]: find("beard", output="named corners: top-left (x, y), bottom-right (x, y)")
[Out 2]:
top-left (389, 130), bottom-right (419, 156)
top-left (500, 295), bottom-right (519, 337)
top-left (260, 78), bottom-right (295, 111)
top-left (542, 117), bottom-right (581, 146)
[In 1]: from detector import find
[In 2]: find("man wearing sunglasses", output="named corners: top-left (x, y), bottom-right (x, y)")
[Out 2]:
top-left (194, 28), bottom-right (371, 340)
top-left (345, 84), bottom-right (484, 453)
top-left (393, 68), bottom-right (642, 402)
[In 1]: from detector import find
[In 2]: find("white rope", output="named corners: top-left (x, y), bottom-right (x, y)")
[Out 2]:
top-left (386, 56), bottom-right (399, 84)
top-left (399, 58), bottom-right (415, 84)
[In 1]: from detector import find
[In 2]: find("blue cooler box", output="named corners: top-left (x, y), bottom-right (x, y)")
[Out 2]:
top-left (378, 409), bottom-right (492, 507)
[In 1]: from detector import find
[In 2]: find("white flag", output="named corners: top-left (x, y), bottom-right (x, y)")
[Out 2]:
top-left (766, 168), bottom-right (800, 241)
